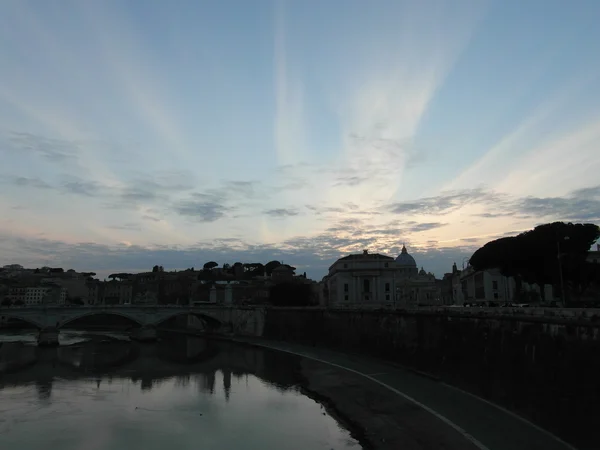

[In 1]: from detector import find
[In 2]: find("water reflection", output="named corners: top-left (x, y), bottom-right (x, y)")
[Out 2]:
top-left (1, 335), bottom-right (266, 397)
top-left (35, 381), bottom-right (52, 402)
top-left (0, 332), bottom-right (361, 449)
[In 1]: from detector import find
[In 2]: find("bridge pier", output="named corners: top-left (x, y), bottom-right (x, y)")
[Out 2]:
top-left (130, 325), bottom-right (158, 343)
top-left (37, 327), bottom-right (60, 347)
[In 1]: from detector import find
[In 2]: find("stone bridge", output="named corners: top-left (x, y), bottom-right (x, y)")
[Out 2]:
top-left (0, 305), bottom-right (266, 336)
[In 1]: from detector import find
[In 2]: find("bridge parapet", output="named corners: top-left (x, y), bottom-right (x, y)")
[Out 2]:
top-left (318, 305), bottom-right (600, 323)
top-left (0, 305), bottom-right (266, 336)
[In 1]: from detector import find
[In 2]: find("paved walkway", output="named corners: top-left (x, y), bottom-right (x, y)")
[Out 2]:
top-left (228, 336), bottom-right (577, 450)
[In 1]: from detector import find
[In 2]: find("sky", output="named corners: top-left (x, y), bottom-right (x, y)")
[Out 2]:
top-left (1, 0), bottom-right (599, 281)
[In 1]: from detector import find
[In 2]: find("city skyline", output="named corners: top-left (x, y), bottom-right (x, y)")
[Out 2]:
top-left (1, 0), bottom-right (599, 281)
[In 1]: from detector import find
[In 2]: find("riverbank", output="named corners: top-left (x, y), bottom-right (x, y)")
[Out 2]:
top-left (159, 330), bottom-right (483, 449)
top-left (298, 357), bottom-right (481, 450)
top-left (159, 329), bottom-right (577, 450)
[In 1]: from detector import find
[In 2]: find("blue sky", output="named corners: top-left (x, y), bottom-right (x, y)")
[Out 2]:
top-left (1, 0), bottom-right (599, 280)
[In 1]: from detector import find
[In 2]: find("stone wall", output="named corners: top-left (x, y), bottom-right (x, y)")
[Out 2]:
top-left (262, 308), bottom-right (600, 449)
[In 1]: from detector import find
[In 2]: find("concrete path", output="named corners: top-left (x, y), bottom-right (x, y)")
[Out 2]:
top-left (229, 336), bottom-right (577, 450)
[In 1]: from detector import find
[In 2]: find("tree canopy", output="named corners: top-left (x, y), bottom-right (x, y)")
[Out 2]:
top-left (243, 263), bottom-right (265, 276)
top-left (67, 296), bottom-right (84, 305)
top-left (265, 260), bottom-right (282, 276)
top-left (470, 221), bottom-right (600, 302)
top-left (108, 273), bottom-right (132, 281)
top-left (203, 261), bottom-right (218, 271)
top-left (269, 282), bottom-right (316, 306)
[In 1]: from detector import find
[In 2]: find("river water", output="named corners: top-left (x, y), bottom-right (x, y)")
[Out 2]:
top-left (0, 329), bottom-right (361, 450)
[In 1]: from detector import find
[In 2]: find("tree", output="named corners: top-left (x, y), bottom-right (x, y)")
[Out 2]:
top-left (265, 260), bottom-right (282, 276)
top-left (203, 261), bottom-right (218, 271)
top-left (243, 263), bottom-right (265, 277)
top-left (577, 262), bottom-right (600, 301)
top-left (269, 282), bottom-right (315, 306)
top-left (514, 222), bottom-right (599, 303)
top-left (14, 300), bottom-right (24, 306)
top-left (50, 268), bottom-right (64, 273)
top-left (232, 262), bottom-right (244, 278)
top-left (108, 273), bottom-right (131, 281)
top-left (67, 296), bottom-right (84, 306)
top-left (470, 222), bottom-right (600, 303)
top-left (1, 299), bottom-right (12, 307)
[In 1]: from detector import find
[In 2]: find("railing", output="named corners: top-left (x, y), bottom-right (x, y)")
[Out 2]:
top-left (326, 304), bottom-right (600, 320)
top-left (2, 304), bottom-right (599, 321)
top-left (0, 303), bottom-right (246, 310)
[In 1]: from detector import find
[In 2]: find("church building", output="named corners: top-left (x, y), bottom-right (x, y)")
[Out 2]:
top-left (324, 246), bottom-right (440, 307)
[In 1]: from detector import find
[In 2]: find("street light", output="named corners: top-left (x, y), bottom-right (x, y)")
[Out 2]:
top-left (557, 236), bottom-right (570, 306)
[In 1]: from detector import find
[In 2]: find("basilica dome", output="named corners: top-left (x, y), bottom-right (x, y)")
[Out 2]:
top-left (395, 245), bottom-right (417, 267)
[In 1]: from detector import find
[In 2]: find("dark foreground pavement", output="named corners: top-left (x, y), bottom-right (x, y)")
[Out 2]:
top-left (226, 336), bottom-right (577, 450)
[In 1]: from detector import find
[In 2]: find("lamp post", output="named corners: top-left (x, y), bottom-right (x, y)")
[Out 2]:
top-left (557, 236), bottom-right (570, 306)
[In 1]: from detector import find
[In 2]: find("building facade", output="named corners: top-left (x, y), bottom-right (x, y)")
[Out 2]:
top-left (271, 265), bottom-right (295, 282)
top-left (5, 285), bottom-right (67, 306)
top-left (87, 280), bottom-right (133, 305)
top-left (454, 265), bottom-right (554, 305)
top-left (587, 244), bottom-right (600, 264)
top-left (324, 246), bottom-right (440, 308)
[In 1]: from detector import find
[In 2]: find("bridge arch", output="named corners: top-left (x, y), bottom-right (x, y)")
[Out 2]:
top-left (0, 311), bottom-right (45, 329)
top-left (151, 310), bottom-right (223, 329)
top-left (57, 310), bottom-right (144, 329)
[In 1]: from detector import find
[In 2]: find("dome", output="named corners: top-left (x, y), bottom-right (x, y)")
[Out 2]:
top-left (395, 245), bottom-right (417, 267)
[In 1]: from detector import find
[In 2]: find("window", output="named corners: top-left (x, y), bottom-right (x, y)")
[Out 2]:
top-left (344, 283), bottom-right (349, 292)
top-left (384, 263), bottom-right (389, 268)
top-left (343, 264), bottom-right (348, 268)
top-left (493, 293), bottom-right (499, 299)
top-left (344, 295), bottom-right (349, 301)
top-left (385, 294), bottom-right (390, 301)
top-left (385, 283), bottom-right (390, 292)
top-left (492, 281), bottom-right (498, 290)
top-left (363, 279), bottom-right (370, 292)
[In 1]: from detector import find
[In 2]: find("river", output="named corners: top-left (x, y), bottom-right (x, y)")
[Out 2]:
top-left (0, 328), bottom-right (362, 450)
